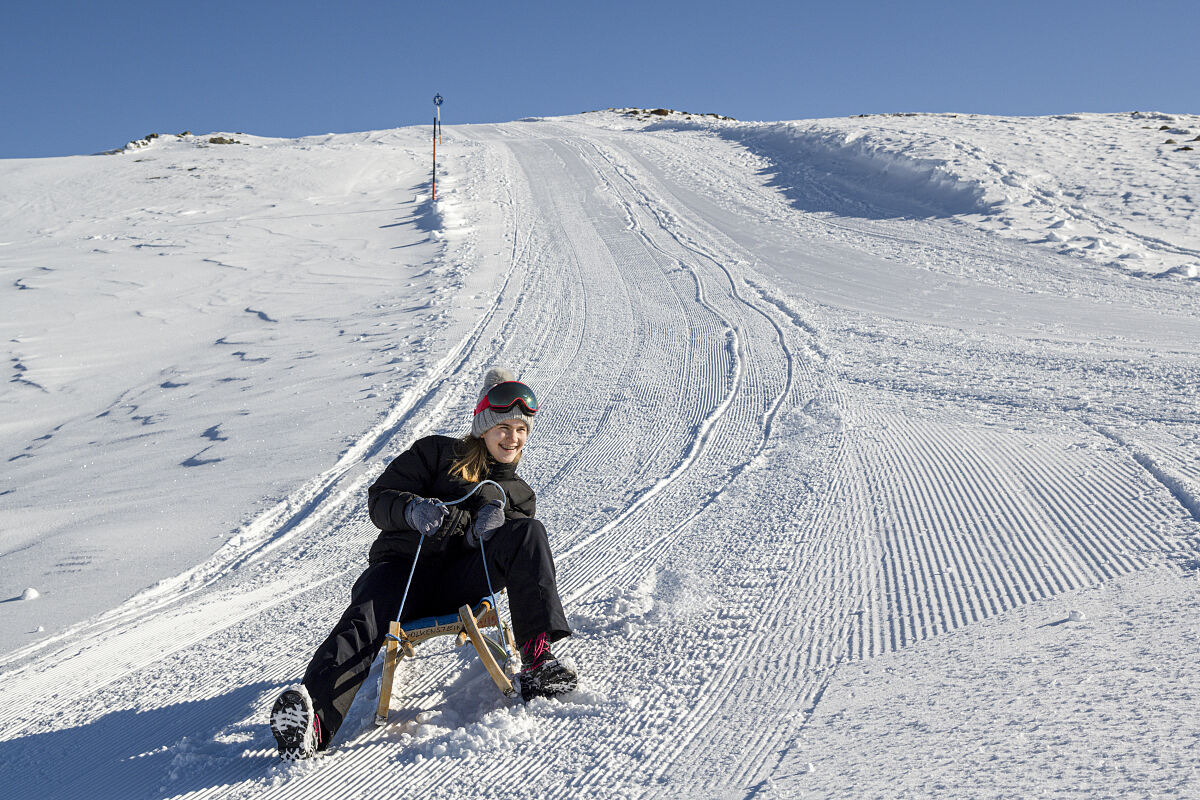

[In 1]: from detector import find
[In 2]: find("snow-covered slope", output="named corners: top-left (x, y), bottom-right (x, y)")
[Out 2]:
top-left (623, 109), bottom-right (1200, 280)
top-left (1, 111), bottom-right (1198, 799)
top-left (0, 129), bottom-right (493, 647)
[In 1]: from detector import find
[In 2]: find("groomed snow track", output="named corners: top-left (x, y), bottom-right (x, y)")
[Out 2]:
top-left (3, 115), bottom-right (1199, 799)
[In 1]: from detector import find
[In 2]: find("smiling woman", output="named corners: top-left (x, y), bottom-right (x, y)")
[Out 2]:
top-left (480, 419), bottom-right (530, 464)
top-left (269, 367), bottom-right (577, 760)
top-left (451, 378), bottom-right (539, 479)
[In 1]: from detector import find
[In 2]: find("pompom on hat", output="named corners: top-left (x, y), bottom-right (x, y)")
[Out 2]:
top-left (471, 367), bottom-right (537, 438)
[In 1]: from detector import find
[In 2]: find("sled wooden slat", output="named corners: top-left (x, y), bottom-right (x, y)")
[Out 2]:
top-left (375, 621), bottom-right (403, 726)
top-left (375, 597), bottom-right (514, 726)
top-left (459, 603), bottom-right (515, 697)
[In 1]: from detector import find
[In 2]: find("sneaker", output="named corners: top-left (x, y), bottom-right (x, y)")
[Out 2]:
top-left (518, 656), bottom-right (578, 702)
top-left (270, 685), bottom-right (320, 760)
top-left (517, 634), bottom-right (577, 702)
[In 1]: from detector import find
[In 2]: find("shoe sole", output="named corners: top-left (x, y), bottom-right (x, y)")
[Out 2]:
top-left (518, 659), bottom-right (579, 702)
top-left (271, 686), bottom-right (318, 760)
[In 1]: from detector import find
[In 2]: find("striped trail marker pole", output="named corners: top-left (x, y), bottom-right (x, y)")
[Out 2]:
top-left (432, 94), bottom-right (443, 201)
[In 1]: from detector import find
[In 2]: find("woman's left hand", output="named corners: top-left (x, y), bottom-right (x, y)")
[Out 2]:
top-left (465, 499), bottom-right (506, 548)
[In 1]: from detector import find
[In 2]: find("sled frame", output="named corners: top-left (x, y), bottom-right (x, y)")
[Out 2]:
top-left (375, 598), bottom-right (518, 726)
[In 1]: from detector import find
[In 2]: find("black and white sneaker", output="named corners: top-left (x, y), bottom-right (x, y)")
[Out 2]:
top-left (518, 657), bottom-right (578, 702)
top-left (270, 685), bottom-right (320, 761)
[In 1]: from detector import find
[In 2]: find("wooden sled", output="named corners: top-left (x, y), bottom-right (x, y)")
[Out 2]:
top-left (375, 598), bottom-right (518, 726)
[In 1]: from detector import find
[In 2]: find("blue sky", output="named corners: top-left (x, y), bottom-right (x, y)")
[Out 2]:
top-left (2, 0), bottom-right (1196, 158)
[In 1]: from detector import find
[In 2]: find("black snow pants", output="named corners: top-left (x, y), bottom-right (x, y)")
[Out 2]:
top-left (301, 517), bottom-right (570, 748)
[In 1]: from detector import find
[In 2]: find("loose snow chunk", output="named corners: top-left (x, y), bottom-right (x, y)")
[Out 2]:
top-left (20, 588), bottom-right (40, 601)
top-left (403, 706), bottom-right (539, 759)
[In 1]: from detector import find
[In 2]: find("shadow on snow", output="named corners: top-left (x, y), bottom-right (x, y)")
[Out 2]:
top-left (0, 680), bottom-right (282, 800)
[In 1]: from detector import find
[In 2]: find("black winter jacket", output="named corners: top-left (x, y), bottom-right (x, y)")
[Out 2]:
top-left (366, 435), bottom-right (536, 563)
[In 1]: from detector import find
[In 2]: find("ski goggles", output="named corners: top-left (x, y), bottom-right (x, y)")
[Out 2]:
top-left (474, 381), bottom-right (538, 416)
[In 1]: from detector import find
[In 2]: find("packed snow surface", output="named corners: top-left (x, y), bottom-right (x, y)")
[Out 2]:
top-left (1, 110), bottom-right (1198, 798)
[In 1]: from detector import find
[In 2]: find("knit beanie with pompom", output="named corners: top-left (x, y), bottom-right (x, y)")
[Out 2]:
top-left (471, 367), bottom-right (536, 438)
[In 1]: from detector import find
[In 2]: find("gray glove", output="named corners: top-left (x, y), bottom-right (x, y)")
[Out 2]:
top-left (465, 499), bottom-right (506, 548)
top-left (404, 496), bottom-right (448, 537)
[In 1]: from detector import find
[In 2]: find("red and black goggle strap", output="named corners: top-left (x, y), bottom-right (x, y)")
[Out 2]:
top-left (474, 381), bottom-right (538, 416)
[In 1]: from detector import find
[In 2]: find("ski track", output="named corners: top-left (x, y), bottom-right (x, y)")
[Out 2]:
top-left (3, 117), bottom-right (1199, 799)
top-left (850, 408), bottom-right (1184, 656)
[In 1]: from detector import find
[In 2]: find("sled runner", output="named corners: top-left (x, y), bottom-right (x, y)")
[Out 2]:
top-left (374, 597), bottom-right (518, 726)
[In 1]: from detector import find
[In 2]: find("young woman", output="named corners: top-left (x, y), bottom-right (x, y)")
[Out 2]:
top-left (270, 368), bottom-right (576, 760)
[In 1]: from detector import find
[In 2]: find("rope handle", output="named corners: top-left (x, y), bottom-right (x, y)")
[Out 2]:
top-left (434, 479), bottom-right (508, 511)
top-left (392, 480), bottom-right (513, 662)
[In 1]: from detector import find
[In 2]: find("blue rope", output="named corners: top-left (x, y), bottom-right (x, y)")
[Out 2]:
top-left (389, 480), bottom-right (513, 662)
top-left (388, 532), bottom-right (425, 644)
top-left (477, 533), bottom-right (506, 655)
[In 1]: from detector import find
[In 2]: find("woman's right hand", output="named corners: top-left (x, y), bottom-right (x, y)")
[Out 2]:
top-left (403, 496), bottom-right (448, 537)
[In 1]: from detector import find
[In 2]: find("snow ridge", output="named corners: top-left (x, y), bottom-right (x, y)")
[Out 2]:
top-left (635, 110), bottom-right (1200, 280)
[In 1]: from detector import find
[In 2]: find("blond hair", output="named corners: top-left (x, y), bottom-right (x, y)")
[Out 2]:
top-left (450, 435), bottom-right (492, 483)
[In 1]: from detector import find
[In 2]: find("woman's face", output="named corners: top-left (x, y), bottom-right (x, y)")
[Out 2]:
top-left (482, 420), bottom-right (528, 464)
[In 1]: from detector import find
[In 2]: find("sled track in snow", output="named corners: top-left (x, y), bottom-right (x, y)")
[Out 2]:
top-left (506, 128), bottom-right (855, 793)
top-left (486, 128), bottom-right (808, 610)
